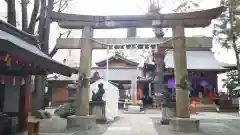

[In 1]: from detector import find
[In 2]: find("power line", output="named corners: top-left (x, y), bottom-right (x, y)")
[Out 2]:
top-left (133, 0), bottom-right (147, 14)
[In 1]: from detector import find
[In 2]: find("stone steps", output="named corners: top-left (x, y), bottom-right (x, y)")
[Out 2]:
top-left (216, 106), bottom-right (239, 112)
top-left (195, 104), bottom-right (217, 112)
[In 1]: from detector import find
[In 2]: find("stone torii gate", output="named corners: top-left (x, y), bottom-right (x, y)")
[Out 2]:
top-left (49, 6), bottom-right (224, 131)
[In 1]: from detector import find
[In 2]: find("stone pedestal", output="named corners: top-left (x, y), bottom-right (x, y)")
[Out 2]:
top-left (161, 102), bottom-right (176, 125)
top-left (124, 104), bottom-right (144, 114)
top-left (67, 115), bottom-right (96, 130)
top-left (169, 118), bottom-right (200, 132)
top-left (89, 101), bottom-right (106, 123)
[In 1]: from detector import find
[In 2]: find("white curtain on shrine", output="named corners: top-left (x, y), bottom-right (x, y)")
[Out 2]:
top-left (89, 79), bottom-right (119, 121)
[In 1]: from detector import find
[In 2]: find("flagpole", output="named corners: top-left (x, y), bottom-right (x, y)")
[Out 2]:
top-left (106, 45), bottom-right (109, 81)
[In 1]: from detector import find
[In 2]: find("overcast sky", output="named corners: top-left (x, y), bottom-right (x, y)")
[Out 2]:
top-left (0, 0), bottom-right (235, 66)
top-left (0, 0), bottom-right (231, 90)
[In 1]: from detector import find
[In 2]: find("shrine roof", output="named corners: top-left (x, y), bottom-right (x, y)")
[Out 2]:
top-left (219, 62), bottom-right (237, 69)
top-left (95, 53), bottom-right (139, 67)
top-left (0, 20), bottom-right (78, 76)
top-left (165, 50), bottom-right (226, 70)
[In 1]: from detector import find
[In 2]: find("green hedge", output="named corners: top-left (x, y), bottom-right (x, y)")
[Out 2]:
top-left (54, 102), bottom-right (77, 118)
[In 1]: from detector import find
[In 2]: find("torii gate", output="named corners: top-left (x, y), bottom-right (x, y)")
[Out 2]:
top-left (49, 6), bottom-right (224, 131)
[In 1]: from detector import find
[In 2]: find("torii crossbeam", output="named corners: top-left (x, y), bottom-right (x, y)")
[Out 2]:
top-left (49, 7), bottom-right (224, 29)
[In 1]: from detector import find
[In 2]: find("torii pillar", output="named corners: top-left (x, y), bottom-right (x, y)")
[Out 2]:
top-left (67, 27), bottom-right (97, 130)
top-left (127, 28), bottom-right (138, 105)
top-left (172, 25), bottom-right (189, 118)
top-left (76, 27), bottom-right (93, 116)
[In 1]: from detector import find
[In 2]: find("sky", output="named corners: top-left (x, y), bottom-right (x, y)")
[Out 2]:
top-left (0, 0), bottom-right (234, 65)
top-left (49, 0), bottom-right (234, 66)
top-left (0, 0), bottom-right (234, 90)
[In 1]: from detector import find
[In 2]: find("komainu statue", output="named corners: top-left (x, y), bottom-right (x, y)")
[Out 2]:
top-left (91, 83), bottom-right (105, 102)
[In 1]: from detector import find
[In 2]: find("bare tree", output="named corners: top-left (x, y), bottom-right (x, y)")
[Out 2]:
top-left (27, 0), bottom-right (40, 34)
top-left (21, 0), bottom-right (29, 32)
top-left (5, 0), bottom-right (74, 115)
top-left (56, 0), bottom-right (73, 12)
top-left (49, 0), bottom-right (73, 57)
top-left (7, 0), bottom-right (16, 26)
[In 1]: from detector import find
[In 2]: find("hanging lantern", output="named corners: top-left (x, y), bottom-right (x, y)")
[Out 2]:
top-left (114, 45), bottom-right (120, 49)
top-left (150, 44), bottom-right (156, 50)
top-left (145, 44), bottom-right (150, 49)
top-left (120, 45), bottom-right (124, 49)
top-left (138, 44), bottom-right (144, 49)
top-left (126, 44), bottom-right (131, 49)
top-left (107, 45), bottom-right (112, 49)
top-left (143, 44), bottom-right (146, 52)
top-left (131, 44), bottom-right (136, 49)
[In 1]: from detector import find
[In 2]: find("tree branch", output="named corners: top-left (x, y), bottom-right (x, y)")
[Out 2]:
top-left (27, 0), bottom-right (40, 34)
top-left (57, 0), bottom-right (72, 12)
top-left (21, 0), bottom-right (29, 32)
top-left (7, 0), bottom-right (17, 26)
top-left (49, 30), bottom-right (72, 57)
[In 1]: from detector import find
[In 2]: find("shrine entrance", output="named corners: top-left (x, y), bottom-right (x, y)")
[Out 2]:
top-left (137, 80), bottom-right (154, 108)
top-left (48, 3), bottom-right (224, 131)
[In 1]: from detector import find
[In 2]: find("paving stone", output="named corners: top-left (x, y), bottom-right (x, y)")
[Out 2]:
top-left (16, 110), bottom-right (240, 135)
top-left (152, 117), bottom-right (240, 135)
top-left (102, 112), bottom-right (158, 135)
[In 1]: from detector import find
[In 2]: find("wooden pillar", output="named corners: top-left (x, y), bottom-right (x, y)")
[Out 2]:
top-left (76, 27), bottom-right (93, 116)
top-left (172, 25), bottom-right (190, 118)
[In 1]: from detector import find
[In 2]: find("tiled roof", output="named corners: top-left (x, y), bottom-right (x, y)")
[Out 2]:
top-left (165, 50), bottom-right (226, 70)
top-left (95, 53), bottom-right (138, 66)
top-left (0, 20), bottom-right (78, 76)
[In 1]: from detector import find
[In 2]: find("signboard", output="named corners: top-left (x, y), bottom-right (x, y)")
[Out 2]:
top-left (168, 78), bottom-right (175, 88)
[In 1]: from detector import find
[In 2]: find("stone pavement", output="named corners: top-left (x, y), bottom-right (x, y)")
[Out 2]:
top-left (102, 110), bottom-right (240, 135)
top-left (102, 110), bottom-right (159, 135)
top-left (15, 109), bottom-right (240, 135)
top-left (151, 111), bottom-right (240, 135)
